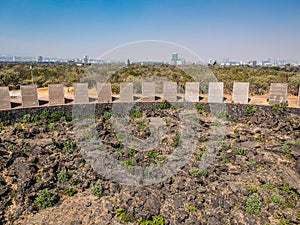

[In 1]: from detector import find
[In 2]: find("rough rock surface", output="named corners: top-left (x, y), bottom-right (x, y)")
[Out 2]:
top-left (0, 105), bottom-right (300, 225)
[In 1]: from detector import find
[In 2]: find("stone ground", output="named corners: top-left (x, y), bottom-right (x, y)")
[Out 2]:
top-left (0, 104), bottom-right (300, 225)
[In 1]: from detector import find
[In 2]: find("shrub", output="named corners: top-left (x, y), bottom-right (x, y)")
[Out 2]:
top-left (187, 204), bottom-right (197, 213)
top-left (271, 102), bottom-right (288, 110)
top-left (47, 122), bottom-right (56, 131)
top-left (195, 102), bottom-right (205, 113)
top-left (215, 110), bottom-right (228, 120)
top-left (115, 208), bottom-right (134, 222)
top-left (91, 179), bottom-right (103, 197)
top-left (269, 194), bottom-right (285, 205)
top-left (128, 148), bottom-right (137, 157)
top-left (63, 187), bottom-right (77, 196)
top-left (57, 169), bottom-right (68, 182)
top-left (172, 133), bottom-right (181, 148)
top-left (146, 149), bottom-right (159, 158)
top-left (130, 107), bottom-right (143, 118)
top-left (245, 105), bottom-right (257, 115)
top-left (19, 114), bottom-right (32, 123)
top-left (248, 186), bottom-right (258, 193)
top-left (156, 100), bottom-right (171, 110)
top-left (245, 193), bottom-right (262, 214)
top-left (220, 151), bottom-right (229, 163)
top-left (49, 111), bottom-right (65, 123)
top-left (138, 215), bottom-right (165, 225)
top-left (120, 159), bottom-right (134, 172)
top-left (33, 189), bottom-right (58, 209)
top-left (63, 139), bottom-right (76, 153)
top-left (232, 147), bottom-right (244, 155)
top-left (282, 143), bottom-right (291, 159)
top-left (280, 183), bottom-right (300, 200)
top-left (103, 111), bottom-right (111, 120)
top-left (278, 220), bottom-right (290, 225)
top-left (189, 167), bottom-right (208, 177)
top-left (296, 210), bottom-right (300, 221)
top-left (262, 180), bottom-right (275, 192)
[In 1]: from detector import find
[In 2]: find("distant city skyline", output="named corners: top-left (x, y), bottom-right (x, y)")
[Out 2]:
top-left (1, 53), bottom-right (298, 67)
top-left (0, 0), bottom-right (299, 61)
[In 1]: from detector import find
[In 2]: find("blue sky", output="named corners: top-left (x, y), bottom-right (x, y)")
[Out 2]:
top-left (0, 0), bottom-right (299, 61)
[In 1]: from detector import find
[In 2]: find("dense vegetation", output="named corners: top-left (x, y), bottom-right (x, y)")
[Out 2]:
top-left (0, 63), bottom-right (299, 95)
top-left (210, 65), bottom-right (300, 95)
top-left (0, 63), bottom-right (84, 90)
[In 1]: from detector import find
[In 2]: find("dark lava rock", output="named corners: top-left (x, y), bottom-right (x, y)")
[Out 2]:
top-left (296, 158), bottom-right (300, 177)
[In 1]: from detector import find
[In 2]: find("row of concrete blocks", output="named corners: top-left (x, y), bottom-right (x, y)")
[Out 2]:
top-left (0, 82), bottom-right (294, 110)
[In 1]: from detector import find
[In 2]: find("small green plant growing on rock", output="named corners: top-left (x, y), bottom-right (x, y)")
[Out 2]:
top-left (137, 215), bottom-right (165, 225)
top-left (57, 169), bottom-right (68, 182)
top-left (271, 102), bottom-right (288, 110)
top-left (278, 219), bottom-right (290, 225)
top-left (130, 106), bottom-right (143, 118)
top-left (193, 146), bottom-right (207, 160)
top-left (255, 134), bottom-right (263, 142)
top-left (189, 167), bottom-right (208, 177)
top-left (47, 122), bottom-right (56, 131)
top-left (172, 133), bottom-right (181, 147)
top-left (215, 110), bottom-right (228, 120)
top-left (187, 204), bottom-right (197, 213)
top-left (0, 119), bottom-right (11, 130)
top-left (280, 183), bottom-right (300, 200)
top-left (121, 159), bottom-right (134, 172)
top-left (247, 158), bottom-right (259, 168)
top-left (262, 180), bottom-right (276, 192)
top-left (63, 139), bottom-right (76, 153)
top-left (296, 210), bottom-right (300, 221)
top-left (103, 111), bottom-right (111, 120)
top-left (269, 194), bottom-right (285, 205)
top-left (8, 144), bottom-right (14, 152)
top-left (146, 149), bottom-right (159, 158)
top-left (199, 194), bottom-right (205, 202)
top-left (33, 189), bottom-right (58, 210)
top-left (245, 193), bottom-right (262, 214)
top-left (115, 208), bottom-right (134, 222)
top-left (245, 105), bottom-right (257, 115)
top-left (91, 179), bottom-right (103, 197)
top-left (282, 143), bottom-right (291, 159)
top-left (63, 187), bottom-right (77, 196)
top-left (156, 100), bottom-right (171, 110)
top-left (248, 185), bottom-right (258, 193)
top-left (195, 102), bottom-right (205, 114)
top-left (232, 146), bottom-right (244, 155)
top-left (220, 150), bottom-right (230, 164)
top-left (128, 148), bottom-right (137, 157)
top-left (19, 114), bottom-right (32, 123)
top-left (69, 177), bottom-right (77, 185)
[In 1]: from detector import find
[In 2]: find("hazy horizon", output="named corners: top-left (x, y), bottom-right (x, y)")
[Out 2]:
top-left (0, 0), bottom-right (299, 62)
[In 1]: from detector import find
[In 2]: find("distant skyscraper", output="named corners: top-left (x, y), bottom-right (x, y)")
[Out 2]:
top-left (83, 55), bottom-right (89, 65)
top-left (171, 53), bottom-right (179, 65)
top-left (12, 56), bottom-right (21, 62)
top-left (36, 56), bottom-right (43, 63)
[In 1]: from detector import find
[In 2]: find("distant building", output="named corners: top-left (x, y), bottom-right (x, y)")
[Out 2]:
top-left (12, 56), bottom-right (21, 62)
top-left (83, 55), bottom-right (89, 65)
top-left (171, 53), bottom-right (186, 65)
top-left (36, 56), bottom-right (43, 63)
top-left (176, 59), bottom-right (186, 65)
top-left (171, 53), bottom-right (179, 65)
